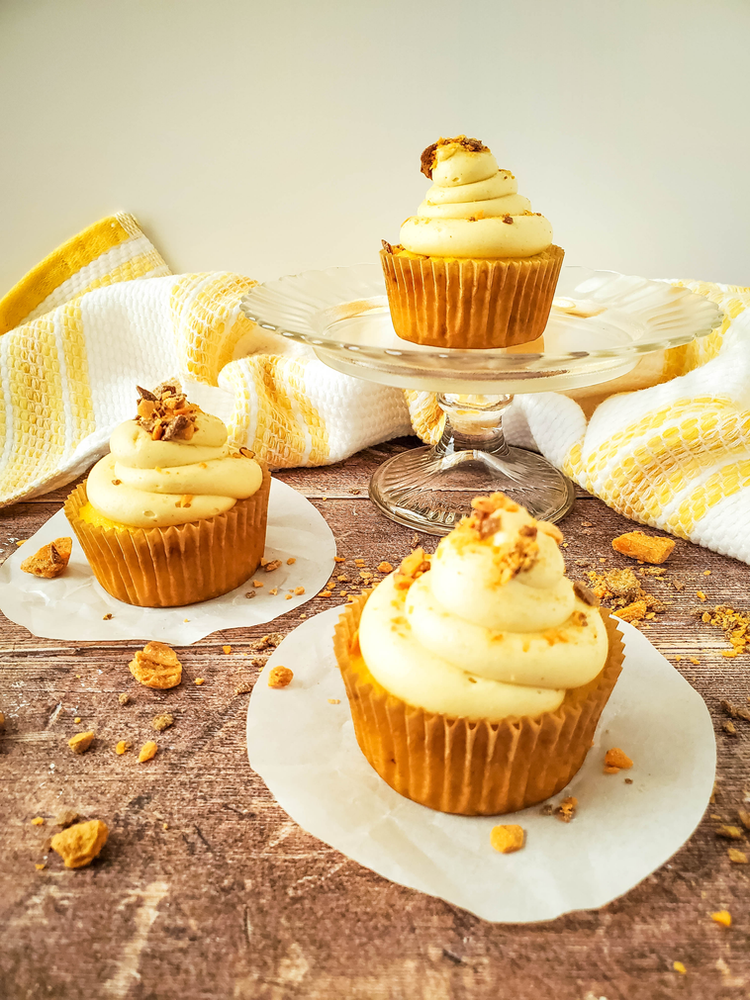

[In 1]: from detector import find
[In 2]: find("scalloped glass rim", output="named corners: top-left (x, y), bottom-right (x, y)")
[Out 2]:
top-left (240, 263), bottom-right (723, 375)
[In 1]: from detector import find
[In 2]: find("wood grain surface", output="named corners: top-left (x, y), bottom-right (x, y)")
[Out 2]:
top-left (1, 438), bottom-right (749, 1000)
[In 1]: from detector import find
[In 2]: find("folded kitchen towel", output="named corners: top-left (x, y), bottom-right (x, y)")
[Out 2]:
top-left (1, 215), bottom-right (749, 562)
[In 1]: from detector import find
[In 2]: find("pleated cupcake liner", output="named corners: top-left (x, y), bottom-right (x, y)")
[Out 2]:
top-left (380, 244), bottom-right (565, 349)
top-left (334, 592), bottom-right (624, 816)
top-left (64, 465), bottom-right (271, 607)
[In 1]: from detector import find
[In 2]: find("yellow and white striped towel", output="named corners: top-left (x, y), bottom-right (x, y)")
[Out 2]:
top-left (1, 215), bottom-right (749, 562)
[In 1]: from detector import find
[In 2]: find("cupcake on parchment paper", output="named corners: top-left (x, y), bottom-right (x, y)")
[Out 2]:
top-left (65, 382), bottom-right (270, 607)
top-left (334, 493), bottom-right (623, 816)
top-left (380, 135), bottom-right (564, 349)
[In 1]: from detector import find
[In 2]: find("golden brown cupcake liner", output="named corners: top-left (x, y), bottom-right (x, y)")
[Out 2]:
top-left (379, 244), bottom-right (564, 349)
top-left (64, 465), bottom-right (271, 607)
top-left (334, 593), bottom-right (624, 816)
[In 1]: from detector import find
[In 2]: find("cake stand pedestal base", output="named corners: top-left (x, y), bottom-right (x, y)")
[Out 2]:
top-left (368, 394), bottom-right (574, 535)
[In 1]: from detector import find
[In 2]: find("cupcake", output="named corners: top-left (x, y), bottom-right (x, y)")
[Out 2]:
top-left (333, 493), bottom-right (623, 815)
top-left (380, 135), bottom-right (564, 349)
top-left (65, 382), bottom-right (271, 607)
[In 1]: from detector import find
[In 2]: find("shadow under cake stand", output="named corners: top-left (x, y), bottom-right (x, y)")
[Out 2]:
top-left (241, 264), bottom-right (722, 535)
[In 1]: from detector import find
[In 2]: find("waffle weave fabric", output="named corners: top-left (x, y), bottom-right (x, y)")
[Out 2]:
top-left (1, 214), bottom-right (749, 562)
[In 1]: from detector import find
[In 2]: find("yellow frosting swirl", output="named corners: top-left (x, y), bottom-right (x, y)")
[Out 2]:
top-left (358, 496), bottom-right (607, 721)
top-left (85, 414), bottom-right (262, 528)
top-left (399, 136), bottom-right (553, 259)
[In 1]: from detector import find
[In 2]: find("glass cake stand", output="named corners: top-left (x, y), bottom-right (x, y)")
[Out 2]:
top-left (241, 264), bottom-right (722, 534)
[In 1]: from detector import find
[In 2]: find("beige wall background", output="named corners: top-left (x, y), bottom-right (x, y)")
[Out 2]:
top-left (1, 0), bottom-right (748, 293)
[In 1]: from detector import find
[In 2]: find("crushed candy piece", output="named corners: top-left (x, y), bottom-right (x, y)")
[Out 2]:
top-left (50, 819), bottom-right (109, 868)
top-left (264, 559), bottom-right (282, 573)
top-left (129, 641), bottom-right (182, 689)
top-left (604, 747), bottom-right (633, 773)
top-left (268, 666), bottom-right (294, 689)
top-left (611, 531), bottom-right (675, 564)
top-left (68, 731), bottom-right (95, 755)
top-left (555, 796), bottom-right (577, 823)
top-left (138, 741), bottom-right (158, 763)
top-left (615, 600), bottom-right (648, 623)
top-left (20, 537), bottom-right (72, 578)
top-left (711, 910), bottom-right (732, 927)
top-left (115, 740), bottom-right (131, 755)
top-left (716, 825), bottom-right (743, 840)
top-left (31, 817), bottom-right (45, 826)
top-left (136, 382), bottom-right (199, 442)
top-left (327, 698), bottom-right (341, 705)
top-left (257, 633), bottom-right (283, 650)
top-left (377, 561), bottom-right (393, 573)
top-left (728, 848), bottom-right (748, 863)
top-left (490, 824), bottom-right (525, 854)
top-left (673, 961), bottom-right (687, 975)
top-left (222, 645), bottom-right (232, 655)
top-left (194, 678), bottom-right (205, 686)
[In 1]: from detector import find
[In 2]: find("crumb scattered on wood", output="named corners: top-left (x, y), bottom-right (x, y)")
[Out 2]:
top-left (68, 731), bottom-right (95, 755)
top-left (138, 741), bottom-right (158, 763)
top-left (50, 819), bottom-right (108, 869)
top-left (118, 693), bottom-right (130, 705)
top-left (56, 811), bottom-right (79, 828)
top-left (612, 530), bottom-right (675, 564)
top-left (257, 633), bottom-right (283, 650)
top-left (728, 848), bottom-right (748, 864)
top-left (268, 665), bottom-right (294, 689)
top-left (152, 714), bottom-right (174, 732)
top-left (31, 817), bottom-right (45, 826)
top-left (716, 825), bottom-right (743, 840)
top-left (129, 641), bottom-right (182, 689)
top-left (115, 740), bottom-right (131, 755)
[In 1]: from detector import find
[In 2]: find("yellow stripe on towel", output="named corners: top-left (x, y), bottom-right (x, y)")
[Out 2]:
top-left (0, 215), bottom-right (138, 335)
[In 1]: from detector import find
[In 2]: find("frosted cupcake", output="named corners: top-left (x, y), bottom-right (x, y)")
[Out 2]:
top-left (380, 135), bottom-right (564, 349)
top-left (334, 493), bottom-right (623, 815)
top-left (64, 382), bottom-right (270, 607)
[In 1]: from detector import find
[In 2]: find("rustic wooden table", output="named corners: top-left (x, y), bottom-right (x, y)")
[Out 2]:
top-left (2, 438), bottom-right (749, 1000)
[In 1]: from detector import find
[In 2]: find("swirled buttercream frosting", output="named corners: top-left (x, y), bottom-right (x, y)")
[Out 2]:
top-left (399, 135), bottom-right (553, 259)
top-left (85, 382), bottom-right (262, 528)
top-left (358, 493), bottom-right (608, 721)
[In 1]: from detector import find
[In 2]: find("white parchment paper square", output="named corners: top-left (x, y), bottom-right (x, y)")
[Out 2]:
top-left (0, 479), bottom-right (335, 644)
top-left (247, 607), bottom-right (716, 923)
